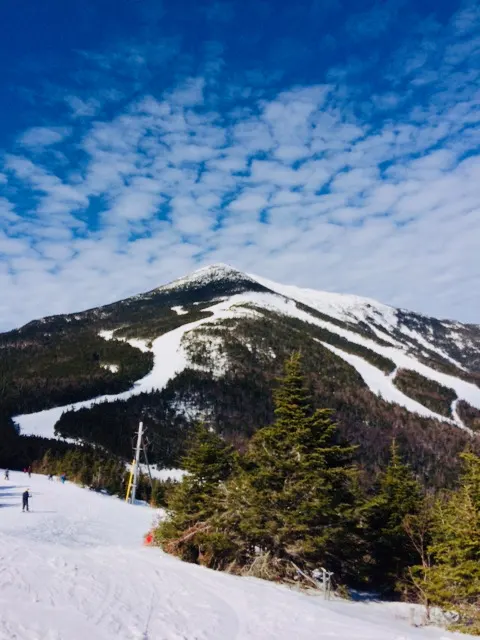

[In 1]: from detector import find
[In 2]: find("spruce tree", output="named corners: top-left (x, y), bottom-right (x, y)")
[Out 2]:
top-left (217, 352), bottom-right (358, 579)
top-left (364, 439), bottom-right (423, 594)
top-left (423, 452), bottom-right (480, 632)
top-left (154, 423), bottom-right (236, 562)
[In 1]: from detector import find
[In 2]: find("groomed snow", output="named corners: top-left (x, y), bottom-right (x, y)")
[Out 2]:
top-left (0, 472), bottom-right (473, 640)
top-left (322, 344), bottom-right (458, 425)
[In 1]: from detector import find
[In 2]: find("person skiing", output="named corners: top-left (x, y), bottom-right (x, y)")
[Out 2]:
top-left (27, 466), bottom-right (32, 478)
top-left (22, 489), bottom-right (31, 512)
top-left (4, 469), bottom-right (9, 480)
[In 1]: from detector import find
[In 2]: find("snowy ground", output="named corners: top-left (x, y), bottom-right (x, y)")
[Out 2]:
top-left (0, 472), bottom-right (473, 640)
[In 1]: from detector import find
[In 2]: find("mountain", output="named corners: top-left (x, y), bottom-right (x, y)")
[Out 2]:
top-left (2, 264), bottom-right (480, 487)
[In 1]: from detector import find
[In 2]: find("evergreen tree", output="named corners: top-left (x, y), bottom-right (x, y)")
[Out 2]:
top-left (422, 452), bottom-right (480, 633)
top-left (154, 423), bottom-right (236, 562)
top-left (215, 352), bottom-right (359, 579)
top-left (363, 439), bottom-right (423, 594)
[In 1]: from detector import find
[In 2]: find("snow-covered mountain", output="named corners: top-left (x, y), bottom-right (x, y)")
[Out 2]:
top-left (3, 264), bottom-right (480, 486)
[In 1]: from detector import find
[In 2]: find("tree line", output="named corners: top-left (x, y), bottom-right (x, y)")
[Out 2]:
top-left (34, 446), bottom-right (176, 507)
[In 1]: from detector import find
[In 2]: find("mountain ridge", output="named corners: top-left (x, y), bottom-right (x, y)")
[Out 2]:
top-left (2, 264), bottom-right (480, 488)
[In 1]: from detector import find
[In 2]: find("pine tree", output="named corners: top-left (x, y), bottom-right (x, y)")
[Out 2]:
top-left (423, 452), bottom-right (480, 633)
top-left (363, 439), bottom-right (423, 594)
top-left (216, 352), bottom-right (359, 579)
top-left (154, 423), bottom-right (236, 562)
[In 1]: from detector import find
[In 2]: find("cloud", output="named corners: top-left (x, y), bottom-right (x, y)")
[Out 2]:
top-left (0, 0), bottom-right (479, 329)
top-left (65, 96), bottom-right (101, 119)
top-left (18, 126), bottom-right (72, 148)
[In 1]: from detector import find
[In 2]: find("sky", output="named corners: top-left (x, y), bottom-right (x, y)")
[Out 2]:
top-left (0, 0), bottom-right (479, 330)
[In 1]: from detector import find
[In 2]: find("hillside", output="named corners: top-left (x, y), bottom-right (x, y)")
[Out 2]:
top-left (0, 471), bottom-right (476, 639)
top-left (2, 264), bottom-right (480, 487)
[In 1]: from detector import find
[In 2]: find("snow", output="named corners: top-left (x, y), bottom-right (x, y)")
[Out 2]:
top-left (159, 263), bottom-right (251, 291)
top-left (250, 272), bottom-right (400, 329)
top-left (396, 325), bottom-right (466, 370)
top-left (171, 305), bottom-right (188, 315)
top-left (99, 328), bottom-right (150, 353)
top-left (98, 329), bottom-right (115, 340)
top-left (101, 363), bottom-right (119, 373)
top-left (451, 399), bottom-right (468, 433)
top-left (126, 464), bottom-right (187, 482)
top-left (322, 344), bottom-right (454, 424)
top-left (15, 314), bottom-right (219, 439)
top-left (0, 471), bottom-right (472, 640)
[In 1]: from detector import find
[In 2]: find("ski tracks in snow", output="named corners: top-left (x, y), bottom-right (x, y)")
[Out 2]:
top-left (0, 473), bottom-right (474, 640)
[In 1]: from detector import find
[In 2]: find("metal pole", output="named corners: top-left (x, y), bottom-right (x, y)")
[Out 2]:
top-left (142, 440), bottom-right (153, 488)
top-left (130, 421), bottom-right (143, 504)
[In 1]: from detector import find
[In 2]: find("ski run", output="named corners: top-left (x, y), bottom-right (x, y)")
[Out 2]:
top-left (0, 471), bottom-right (474, 640)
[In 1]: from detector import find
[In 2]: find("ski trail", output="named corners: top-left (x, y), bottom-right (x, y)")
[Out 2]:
top-left (451, 398), bottom-right (470, 433)
top-left (321, 343), bottom-right (454, 423)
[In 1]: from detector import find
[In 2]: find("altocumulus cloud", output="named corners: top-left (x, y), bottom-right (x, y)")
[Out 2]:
top-left (0, 0), bottom-right (479, 329)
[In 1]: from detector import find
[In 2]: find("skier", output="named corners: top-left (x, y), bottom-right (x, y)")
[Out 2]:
top-left (22, 489), bottom-right (31, 512)
top-left (3, 469), bottom-right (9, 480)
top-left (27, 466), bottom-right (32, 478)
top-left (48, 473), bottom-right (53, 481)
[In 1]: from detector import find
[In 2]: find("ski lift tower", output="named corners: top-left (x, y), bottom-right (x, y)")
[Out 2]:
top-left (125, 421), bottom-right (152, 504)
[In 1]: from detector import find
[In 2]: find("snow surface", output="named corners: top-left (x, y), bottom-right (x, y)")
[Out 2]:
top-left (250, 272), bottom-right (474, 372)
top-left (171, 305), bottom-right (188, 315)
top-left (101, 363), bottom-right (119, 373)
top-left (159, 263), bottom-right (251, 291)
top-left (126, 464), bottom-right (187, 482)
top-left (0, 471), bottom-right (472, 640)
top-left (250, 272), bottom-right (400, 329)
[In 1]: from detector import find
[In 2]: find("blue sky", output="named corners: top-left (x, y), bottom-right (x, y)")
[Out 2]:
top-left (0, 0), bottom-right (479, 329)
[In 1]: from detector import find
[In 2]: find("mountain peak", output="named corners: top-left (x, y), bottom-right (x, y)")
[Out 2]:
top-left (159, 263), bottom-right (253, 292)
top-left (189, 263), bottom-right (246, 279)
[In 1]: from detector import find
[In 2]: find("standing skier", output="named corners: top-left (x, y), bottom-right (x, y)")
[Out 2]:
top-left (27, 466), bottom-right (32, 478)
top-left (22, 489), bottom-right (31, 512)
top-left (4, 469), bottom-right (9, 480)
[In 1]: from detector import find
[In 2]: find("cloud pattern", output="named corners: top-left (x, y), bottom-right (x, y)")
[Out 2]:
top-left (0, 0), bottom-right (479, 329)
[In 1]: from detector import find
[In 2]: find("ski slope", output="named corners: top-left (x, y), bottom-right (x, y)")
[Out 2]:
top-left (0, 472), bottom-right (472, 640)
top-left (14, 296), bottom-right (262, 439)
